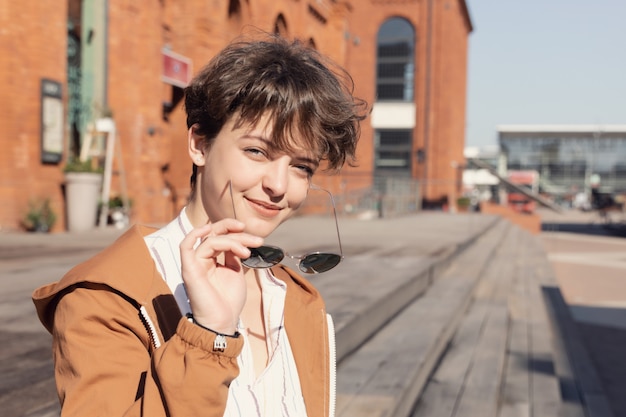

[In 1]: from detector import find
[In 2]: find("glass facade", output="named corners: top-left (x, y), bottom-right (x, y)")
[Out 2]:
top-left (500, 129), bottom-right (626, 194)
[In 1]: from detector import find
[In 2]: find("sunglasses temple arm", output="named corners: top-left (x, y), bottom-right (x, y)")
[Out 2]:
top-left (331, 194), bottom-right (344, 257)
top-left (311, 185), bottom-right (343, 257)
top-left (229, 180), bottom-right (238, 220)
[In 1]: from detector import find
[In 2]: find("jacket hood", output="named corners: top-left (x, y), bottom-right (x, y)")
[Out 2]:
top-left (32, 224), bottom-right (166, 332)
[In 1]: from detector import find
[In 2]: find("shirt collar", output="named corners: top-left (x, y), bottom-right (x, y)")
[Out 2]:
top-left (177, 206), bottom-right (194, 236)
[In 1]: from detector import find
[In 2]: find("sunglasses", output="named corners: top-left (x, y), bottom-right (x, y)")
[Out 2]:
top-left (229, 182), bottom-right (343, 274)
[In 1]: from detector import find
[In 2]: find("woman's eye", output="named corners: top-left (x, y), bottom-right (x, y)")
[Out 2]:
top-left (245, 148), bottom-right (266, 157)
top-left (295, 164), bottom-right (314, 176)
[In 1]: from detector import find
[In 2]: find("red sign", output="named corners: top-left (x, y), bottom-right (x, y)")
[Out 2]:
top-left (162, 49), bottom-right (192, 88)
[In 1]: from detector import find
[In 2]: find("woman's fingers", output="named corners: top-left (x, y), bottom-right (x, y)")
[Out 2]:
top-left (180, 218), bottom-right (264, 266)
top-left (207, 218), bottom-right (246, 235)
top-left (224, 249), bottom-right (243, 271)
top-left (194, 235), bottom-right (256, 260)
top-left (181, 219), bottom-right (241, 246)
top-left (181, 219), bottom-right (262, 249)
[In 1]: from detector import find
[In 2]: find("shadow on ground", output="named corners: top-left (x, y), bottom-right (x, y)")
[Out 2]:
top-left (540, 233), bottom-right (626, 417)
top-left (541, 221), bottom-right (626, 238)
top-left (577, 321), bottom-right (626, 417)
top-left (570, 305), bottom-right (626, 417)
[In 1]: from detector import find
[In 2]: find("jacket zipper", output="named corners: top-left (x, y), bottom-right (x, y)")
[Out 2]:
top-left (326, 313), bottom-right (337, 417)
top-left (140, 305), bottom-right (162, 349)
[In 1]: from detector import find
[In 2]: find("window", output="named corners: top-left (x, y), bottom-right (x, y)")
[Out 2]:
top-left (376, 18), bottom-right (415, 101)
top-left (375, 129), bottom-right (412, 176)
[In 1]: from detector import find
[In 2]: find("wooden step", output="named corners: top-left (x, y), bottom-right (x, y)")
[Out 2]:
top-left (335, 220), bottom-right (511, 417)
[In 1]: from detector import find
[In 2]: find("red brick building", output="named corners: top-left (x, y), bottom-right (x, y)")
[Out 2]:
top-left (0, 0), bottom-right (471, 232)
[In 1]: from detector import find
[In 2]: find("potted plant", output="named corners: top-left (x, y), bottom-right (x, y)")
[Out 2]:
top-left (22, 198), bottom-right (57, 233)
top-left (63, 157), bottom-right (103, 232)
top-left (456, 196), bottom-right (472, 212)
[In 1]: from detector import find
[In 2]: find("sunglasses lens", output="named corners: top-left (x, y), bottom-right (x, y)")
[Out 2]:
top-left (242, 245), bottom-right (284, 269)
top-left (299, 253), bottom-right (342, 274)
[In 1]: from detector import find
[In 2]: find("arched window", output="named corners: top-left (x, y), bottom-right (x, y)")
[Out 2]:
top-left (376, 17), bottom-right (415, 101)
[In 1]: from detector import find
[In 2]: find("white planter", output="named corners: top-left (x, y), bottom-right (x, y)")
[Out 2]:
top-left (65, 172), bottom-right (103, 232)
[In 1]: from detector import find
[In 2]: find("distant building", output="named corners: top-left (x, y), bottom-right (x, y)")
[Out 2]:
top-left (498, 125), bottom-right (626, 197)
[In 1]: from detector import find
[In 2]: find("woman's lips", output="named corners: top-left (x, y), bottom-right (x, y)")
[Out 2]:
top-left (245, 198), bottom-right (282, 218)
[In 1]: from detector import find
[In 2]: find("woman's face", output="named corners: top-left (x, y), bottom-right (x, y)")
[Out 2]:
top-left (192, 114), bottom-right (319, 238)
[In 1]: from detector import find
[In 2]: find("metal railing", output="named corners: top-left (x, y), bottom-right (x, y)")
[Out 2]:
top-left (302, 176), bottom-right (422, 219)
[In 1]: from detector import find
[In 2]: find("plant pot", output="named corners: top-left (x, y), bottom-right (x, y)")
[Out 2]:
top-left (65, 172), bottom-right (103, 232)
top-left (33, 223), bottom-right (51, 233)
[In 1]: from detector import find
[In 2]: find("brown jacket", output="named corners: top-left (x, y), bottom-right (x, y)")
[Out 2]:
top-left (33, 225), bottom-right (333, 417)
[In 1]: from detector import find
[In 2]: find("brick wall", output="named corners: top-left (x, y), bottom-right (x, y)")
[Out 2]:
top-left (0, 1), bottom-right (67, 232)
top-left (426, 0), bottom-right (471, 201)
top-left (344, 0), bottom-right (472, 203)
top-left (0, 0), bottom-right (471, 231)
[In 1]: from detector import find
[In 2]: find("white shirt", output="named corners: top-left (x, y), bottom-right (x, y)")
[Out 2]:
top-left (144, 208), bottom-right (308, 417)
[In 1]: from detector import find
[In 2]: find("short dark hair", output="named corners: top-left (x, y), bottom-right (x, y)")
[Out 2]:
top-left (184, 35), bottom-right (367, 190)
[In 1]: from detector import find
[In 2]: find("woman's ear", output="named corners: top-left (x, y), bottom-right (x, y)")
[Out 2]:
top-left (188, 124), bottom-right (207, 166)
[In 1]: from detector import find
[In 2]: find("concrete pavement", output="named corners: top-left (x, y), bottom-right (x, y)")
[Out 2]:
top-left (539, 209), bottom-right (626, 417)
top-left (2, 209), bottom-right (625, 416)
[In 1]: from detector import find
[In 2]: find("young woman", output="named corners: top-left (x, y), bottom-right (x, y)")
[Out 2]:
top-left (33, 36), bottom-right (366, 417)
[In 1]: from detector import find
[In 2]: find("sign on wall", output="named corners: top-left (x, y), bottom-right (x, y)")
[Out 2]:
top-left (162, 49), bottom-right (192, 88)
top-left (41, 78), bottom-right (64, 164)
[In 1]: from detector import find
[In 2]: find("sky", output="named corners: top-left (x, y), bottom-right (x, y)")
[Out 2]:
top-left (465, 0), bottom-right (626, 147)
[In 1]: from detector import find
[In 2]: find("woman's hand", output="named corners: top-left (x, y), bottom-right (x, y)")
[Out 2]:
top-left (180, 218), bottom-right (263, 335)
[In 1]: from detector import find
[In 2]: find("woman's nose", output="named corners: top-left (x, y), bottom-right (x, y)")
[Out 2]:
top-left (262, 158), bottom-right (289, 197)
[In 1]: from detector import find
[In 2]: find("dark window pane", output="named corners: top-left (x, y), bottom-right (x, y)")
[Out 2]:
top-left (378, 62), bottom-right (407, 78)
top-left (375, 130), bottom-right (412, 176)
top-left (376, 18), bottom-right (415, 102)
top-left (377, 84), bottom-right (405, 100)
